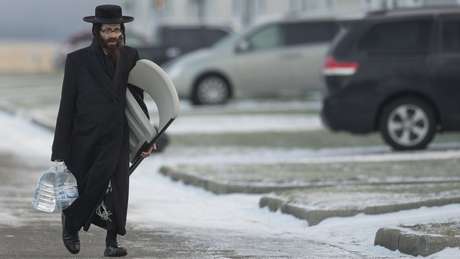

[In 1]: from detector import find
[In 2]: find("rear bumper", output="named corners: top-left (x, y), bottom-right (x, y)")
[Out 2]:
top-left (321, 93), bottom-right (376, 134)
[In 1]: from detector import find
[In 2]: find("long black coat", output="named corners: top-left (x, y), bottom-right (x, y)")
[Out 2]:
top-left (51, 40), bottom-right (145, 235)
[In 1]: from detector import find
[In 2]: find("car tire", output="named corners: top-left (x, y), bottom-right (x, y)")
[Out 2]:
top-left (379, 97), bottom-right (436, 151)
top-left (191, 75), bottom-right (231, 105)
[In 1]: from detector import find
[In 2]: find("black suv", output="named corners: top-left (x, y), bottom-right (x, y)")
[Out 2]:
top-left (321, 7), bottom-right (460, 150)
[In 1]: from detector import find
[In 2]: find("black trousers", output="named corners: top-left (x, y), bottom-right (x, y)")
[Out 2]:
top-left (64, 124), bottom-right (130, 235)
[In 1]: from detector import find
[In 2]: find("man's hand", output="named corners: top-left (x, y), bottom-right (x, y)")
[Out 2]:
top-left (141, 143), bottom-right (158, 158)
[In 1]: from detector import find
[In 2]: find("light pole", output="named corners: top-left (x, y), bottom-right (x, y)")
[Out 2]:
top-left (192, 0), bottom-right (207, 24)
top-left (241, 0), bottom-right (256, 28)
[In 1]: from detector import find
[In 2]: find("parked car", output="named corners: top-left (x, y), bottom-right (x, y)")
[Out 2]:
top-left (321, 6), bottom-right (460, 151)
top-left (153, 25), bottom-right (231, 65)
top-left (165, 17), bottom-right (349, 105)
top-left (55, 25), bottom-right (230, 67)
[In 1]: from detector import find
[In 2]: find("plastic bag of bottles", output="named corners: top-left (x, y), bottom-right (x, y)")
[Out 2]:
top-left (32, 163), bottom-right (78, 213)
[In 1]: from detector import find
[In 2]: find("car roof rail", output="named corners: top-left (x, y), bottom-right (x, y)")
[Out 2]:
top-left (366, 9), bottom-right (388, 16)
top-left (366, 5), bottom-right (460, 17)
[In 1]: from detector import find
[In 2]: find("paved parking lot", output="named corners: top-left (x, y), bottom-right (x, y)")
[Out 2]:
top-left (1, 74), bottom-right (460, 258)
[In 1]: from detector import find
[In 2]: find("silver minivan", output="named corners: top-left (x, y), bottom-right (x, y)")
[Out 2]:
top-left (165, 17), bottom-right (343, 105)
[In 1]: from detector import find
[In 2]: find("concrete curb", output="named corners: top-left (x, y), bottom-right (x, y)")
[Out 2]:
top-left (159, 166), bottom-right (460, 195)
top-left (259, 195), bottom-right (460, 226)
top-left (29, 113), bottom-right (55, 131)
top-left (0, 101), bottom-right (17, 115)
top-left (159, 166), bottom-right (314, 194)
top-left (374, 227), bottom-right (460, 256)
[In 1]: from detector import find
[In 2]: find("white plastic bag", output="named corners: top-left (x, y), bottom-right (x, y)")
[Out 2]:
top-left (32, 163), bottom-right (78, 213)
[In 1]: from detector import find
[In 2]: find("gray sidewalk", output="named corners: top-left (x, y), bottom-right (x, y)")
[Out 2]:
top-left (0, 224), bottom-right (213, 259)
top-left (0, 153), bottom-right (211, 258)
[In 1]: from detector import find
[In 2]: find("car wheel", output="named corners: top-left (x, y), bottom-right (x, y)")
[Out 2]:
top-left (379, 97), bottom-right (436, 151)
top-left (192, 75), bottom-right (230, 105)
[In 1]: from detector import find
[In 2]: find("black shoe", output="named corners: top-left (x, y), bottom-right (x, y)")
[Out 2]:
top-left (61, 213), bottom-right (80, 254)
top-left (104, 245), bottom-right (128, 257)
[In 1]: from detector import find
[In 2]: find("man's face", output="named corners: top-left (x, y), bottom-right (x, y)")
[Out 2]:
top-left (99, 24), bottom-right (123, 50)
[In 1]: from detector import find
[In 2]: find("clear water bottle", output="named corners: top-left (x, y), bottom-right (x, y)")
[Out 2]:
top-left (55, 166), bottom-right (78, 211)
top-left (32, 170), bottom-right (57, 213)
top-left (32, 163), bottom-right (78, 213)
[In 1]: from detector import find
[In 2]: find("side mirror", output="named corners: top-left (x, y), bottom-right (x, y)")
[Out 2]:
top-left (235, 40), bottom-right (250, 53)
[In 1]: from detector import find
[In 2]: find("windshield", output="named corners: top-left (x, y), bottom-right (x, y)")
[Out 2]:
top-left (212, 32), bottom-right (241, 49)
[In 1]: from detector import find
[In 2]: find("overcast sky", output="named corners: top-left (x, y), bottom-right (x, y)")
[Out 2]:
top-left (0, 0), bottom-right (126, 41)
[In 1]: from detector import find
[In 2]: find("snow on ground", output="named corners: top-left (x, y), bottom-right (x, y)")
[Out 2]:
top-left (130, 158), bottom-right (460, 258)
top-left (153, 143), bottom-right (460, 166)
top-left (0, 112), bottom-right (52, 160)
top-left (0, 211), bottom-right (21, 226)
top-left (5, 106), bottom-right (460, 167)
top-left (147, 99), bottom-right (321, 114)
top-left (428, 248), bottom-right (460, 258)
top-left (1, 112), bottom-right (460, 257)
top-left (168, 114), bottom-right (323, 134)
top-left (129, 159), bottom-right (310, 235)
top-left (32, 105), bottom-right (323, 134)
top-left (145, 99), bottom-right (323, 134)
top-left (306, 204), bottom-right (460, 259)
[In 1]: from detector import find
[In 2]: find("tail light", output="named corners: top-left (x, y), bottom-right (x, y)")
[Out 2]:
top-left (323, 56), bottom-right (359, 76)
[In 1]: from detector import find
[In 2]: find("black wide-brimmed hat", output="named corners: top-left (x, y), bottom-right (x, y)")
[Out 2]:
top-left (83, 4), bottom-right (133, 24)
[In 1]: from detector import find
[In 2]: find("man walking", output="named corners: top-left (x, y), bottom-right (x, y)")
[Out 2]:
top-left (51, 5), bottom-right (154, 257)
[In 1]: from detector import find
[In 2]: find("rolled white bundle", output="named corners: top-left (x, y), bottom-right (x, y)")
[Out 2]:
top-left (125, 59), bottom-right (180, 163)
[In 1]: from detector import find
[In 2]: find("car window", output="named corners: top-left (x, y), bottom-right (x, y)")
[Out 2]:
top-left (203, 29), bottom-right (229, 45)
top-left (212, 32), bottom-right (241, 49)
top-left (358, 19), bottom-right (433, 54)
top-left (441, 19), bottom-right (460, 53)
top-left (161, 28), bottom-right (203, 49)
top-left (247, 24), bottom-right (284, 51)
top-left (283, 21), bottom-right (339, 46)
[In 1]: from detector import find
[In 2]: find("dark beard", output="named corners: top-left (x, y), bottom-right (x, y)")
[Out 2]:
top-left (101, 35), bottom-right (123, 63)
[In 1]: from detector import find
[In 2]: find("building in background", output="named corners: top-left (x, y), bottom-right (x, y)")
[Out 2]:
top-left (2, 0), bottom-right (460, 73)
top-left (365, 0), bottom-right (460, 10)
top-left (124, 0), bottom-right (460, 42)
top-left (0, 0), bottom-right (126, 73)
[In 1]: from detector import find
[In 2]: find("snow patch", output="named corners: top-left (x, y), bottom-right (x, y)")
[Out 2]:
top-left (427, 247), bottom-right (460, 258)
top-left (0, 112), bottom-right (52, 160)
top-left (168, 114), bottom-right (323, 134)
top-left (152, 144), bottom-right (460, 166)
top-left (130, 158), bottom-right (460, 258)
